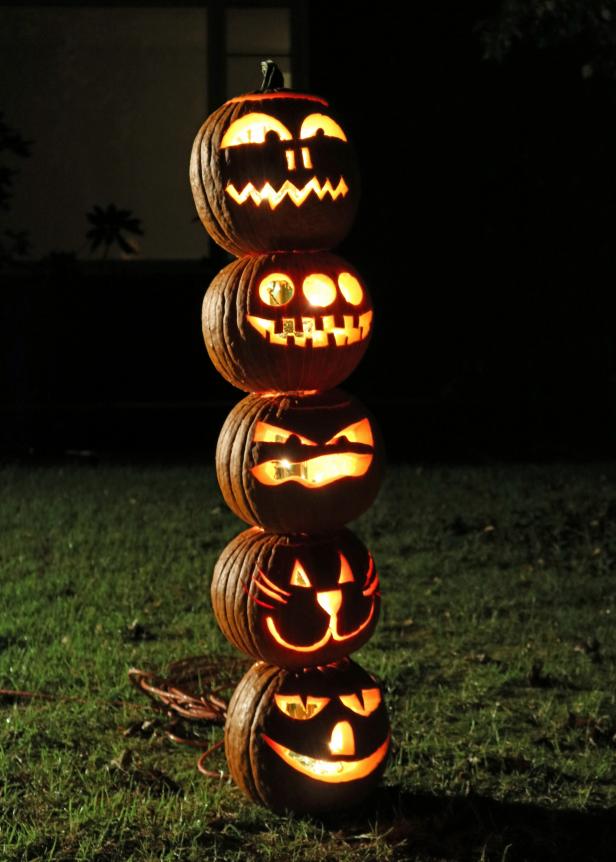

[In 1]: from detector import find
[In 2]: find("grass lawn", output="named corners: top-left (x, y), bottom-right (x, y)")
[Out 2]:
top-left (0, 460), bottom-right (615, 861)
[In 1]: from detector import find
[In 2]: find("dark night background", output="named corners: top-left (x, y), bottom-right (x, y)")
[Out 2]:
top-left (1, 0), bottom-right (615, 462)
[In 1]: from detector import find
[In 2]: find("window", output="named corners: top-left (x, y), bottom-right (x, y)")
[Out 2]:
top-left (226, 7), bottom-right (291, 97)
top-left (0, 3), bottom-right (304, 261)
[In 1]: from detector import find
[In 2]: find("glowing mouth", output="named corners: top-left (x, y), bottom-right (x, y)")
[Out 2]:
top-left (261, 733), bottom-right (390, 783)
top-left (251, 453), bottom-right (373, 487)
top-left (265, 599), bottom-right (376, 652)
top-left (246, 311), bottom-right (373, 347)
top-left (226, 177), bottom-right (349, 210)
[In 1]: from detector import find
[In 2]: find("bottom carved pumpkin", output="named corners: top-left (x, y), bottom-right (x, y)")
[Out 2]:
top-left (225, 658), bottom-right (390, 813)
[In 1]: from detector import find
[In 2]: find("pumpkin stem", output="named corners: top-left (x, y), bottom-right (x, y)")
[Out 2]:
top-left (260, 59), bottom-right (285, 92)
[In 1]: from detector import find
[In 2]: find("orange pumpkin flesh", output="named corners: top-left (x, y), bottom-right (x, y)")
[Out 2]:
top-left (215, 388), bottom-right (384, 533)
top-left (224, 658), bottom-right (390, 813)
top-left (211, 527), bottom-right (380, 669)
top-left (202, 251), bottom-right (373, 393)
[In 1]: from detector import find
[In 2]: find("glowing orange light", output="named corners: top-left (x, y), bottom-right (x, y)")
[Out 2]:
top-left (226, 93), bottom-right (329, 106)
top-left (329, 720), bottom-right (355, 755)
top-left (302, 274), bottom-right (337, 307)
top-left (362, 558), bottom-right (380, 597)
top-left (338, 272), bottom-right (364, 305)
top-left (274, 694), bottom-right (329, 720)
top-left (246, 311), bottom-right (372, 347)
top-left (338, 553), bottom-right (354, 584)
top-left (252, 421), bottom-right (317, 447)
top-left (317, 589), bottom-right (342, 616)
top-left (261, 733), bottom-right (390, 783)
top-left (339, 688), bottom-right (382, 717)
top-left (301, 147), bottom-right (313, 168)
top-left (266, 617), bottom-right (332, 652)
top-left (221, 113), bottom-right (292, 147)
top-left (225, 177), bottom-right (349, 210)
top-left (251, 452), bottom-right (373, 487)
top-left (265, 599), bottom-right (375, 651)
top-left (290, 560), bottom-right (312, 588)
top-left (300, 113), bottom-right (348, 142)
top-left (258, 273), bottom-right (295, 306)
top-left (326, 418), bottom-right (374, 447)
top-left (252, 571), bottom-right (290, 605)
top-left (285, 149), bottom-right (296, 170)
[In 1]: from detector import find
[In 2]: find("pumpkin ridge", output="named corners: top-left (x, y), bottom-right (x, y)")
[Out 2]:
top-left (225, 661), bottom-right (279, 803)
top-left (232, 530), bottom-right (266, 657)
top-left (246, 668), bottom-right (285, 806)
top-left (212, 529), bottom-right (250, 653)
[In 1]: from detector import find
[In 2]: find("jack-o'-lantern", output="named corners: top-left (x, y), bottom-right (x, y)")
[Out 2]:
top-left (203, 251), bottom-right (373, 393)
top-left (225, 658), bottom-right (390, 813)
top-left (190, 62), bottom-right (359, 256)
top-left (212, 527), bottom-right (380, 668)
top-left (216, 388), bottom-right (384, 533)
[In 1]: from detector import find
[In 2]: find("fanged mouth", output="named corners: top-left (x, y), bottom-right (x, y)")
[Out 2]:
top-left (246, 312), bottom-right (373, 347)
top-left (226, 177), bottom-right (349, 210)
top-left (251, 452), bottom-right (373, 487)
top-left (261, 733), bottom-right (390, 783)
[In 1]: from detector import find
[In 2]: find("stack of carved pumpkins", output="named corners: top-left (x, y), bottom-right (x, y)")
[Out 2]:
top-left (190, 62), bottom-right (389, 814)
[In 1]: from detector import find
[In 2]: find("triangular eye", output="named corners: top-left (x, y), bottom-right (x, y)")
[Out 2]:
top-left (290, 560), bottom-right (312, 588)
top-left (253, 421), bottom-right (317, 446)
top-left (275, 694), bottom-right (329, 719)
top-left (338, 552), bottom-right (354, 584)
top-left (339, 688), bottom-right (382, 716)
top-left (326, 418), bottom-right (374, 447)
top-left (221, 113), bottom-right (292, 147)
top-left (300, 113), bottom-right (347, 142)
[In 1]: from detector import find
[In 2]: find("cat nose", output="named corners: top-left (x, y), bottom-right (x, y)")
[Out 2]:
top-left (329, 720), bottom-right (355, 755)
top-left (317, 589), bottom-right (342, 616)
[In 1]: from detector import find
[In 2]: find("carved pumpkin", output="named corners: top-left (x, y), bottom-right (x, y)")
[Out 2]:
top-left (212, 527), bottom-right (380, 669)
top-left (216, 388), bottom-right (384, 533)
top-left (203, 250), bottom-right (373, 393)
top-left (225, 658), bottom-right (390, 813)
top-left (190, 72), bottom-right (359, 256)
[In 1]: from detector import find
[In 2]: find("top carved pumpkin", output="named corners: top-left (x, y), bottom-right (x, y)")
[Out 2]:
top-left (190, 74), bottom-right (360, 256)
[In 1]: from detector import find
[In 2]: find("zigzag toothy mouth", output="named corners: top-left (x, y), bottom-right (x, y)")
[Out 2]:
top-left (246, 311), bottom-right (373, 347)
top-left (226, 177), bottom-right (349, 209)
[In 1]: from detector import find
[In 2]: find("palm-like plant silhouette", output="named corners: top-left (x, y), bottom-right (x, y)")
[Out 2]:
top-left (86, 203), bottom-right (143, 258)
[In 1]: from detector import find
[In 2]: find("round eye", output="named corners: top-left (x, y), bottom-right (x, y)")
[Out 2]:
top-left (275, 694), bottom-right (330, 720)
top-left (300, 113), bottom-right (347, 142)
top-left (259, 273), bottom-right (295, 306)
top-left (302, 274), bottom-right (337, 307)
top-left (338, 272), bottom-right (364, 305)
top-left (290, 561), bottom-right (312, 588)
top-left (339, 688), bottom-right (382, 716)
top-left (221, 113), bottom-right (292, 147)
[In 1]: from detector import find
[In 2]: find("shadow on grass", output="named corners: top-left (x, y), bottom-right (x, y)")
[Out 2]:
top-left (325, 786), bottom-right (616, 862)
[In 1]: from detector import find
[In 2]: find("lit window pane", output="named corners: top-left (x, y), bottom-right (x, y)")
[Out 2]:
top-left (0, 7), bottom-right (209, 260)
